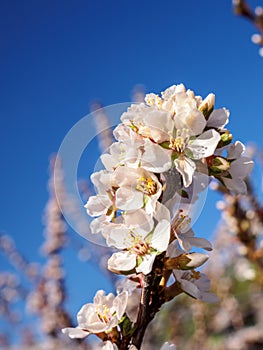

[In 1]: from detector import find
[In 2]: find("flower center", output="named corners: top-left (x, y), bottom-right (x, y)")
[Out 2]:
top-left (171, 210), bottom-right (191, 235)
top-left (130, 121), bottom-right (152, 139)
top-left (136, 176), bottom-right (158, 195)
top-left (96, 304), bottom-right (111, 324)
top-left (126, 230), bottom-right (150, 256)
top-left (145, 94), bottom-right (163, 109)
top-left (169, 129), bottom-right (190, 153)
top-left (132, 241), bottom-right (150, 256)
top-left (169, 136), bottom-right (185, 153)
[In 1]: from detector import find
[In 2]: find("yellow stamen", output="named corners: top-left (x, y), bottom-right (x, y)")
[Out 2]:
top-left (126, 230), bottom-right (150, 256)
top-left (146, 95), bottom-right (163, 109)
top-left (169, 136), bottom-right (185, 153)
top-left (171, 210), bottom-right (191, 235)
top-left (169, 129), bottom-right (190, 153)
top-left (136, 176), bottom-right (158, 195)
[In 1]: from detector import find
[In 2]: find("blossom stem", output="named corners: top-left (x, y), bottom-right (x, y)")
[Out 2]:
top-left (131, 272), bottom-right (155, 349)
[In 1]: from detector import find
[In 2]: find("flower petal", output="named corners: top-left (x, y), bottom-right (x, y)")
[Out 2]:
top-left (230, 158), bottom-right (254, 178)
top-left (226, 141), bottom-right (245, 159)
top-left (142, 139), bottom-right (172, 173)
top-left (85, 195), bottom-right (112, 217)
top-left (186, 237), bottom-right (213, 251)
top-left (189, 129), bottom-right (220, 159)
top-left (151, 220), bottom-right (170, 252)
top-left (223, 177), bottom-right (247, 195)
top-left (136, 254), bottom-right (156, 274)
top-left (108, 251), bottom-right (136, 272)
top-left (62, 327), bottom-right (89, 339)
top-left (113, 291), bottom-right (128, 320)
top-left (116, 187), bottom-right (144, 211)
top-left (174, 156), bottom-right (196, 188)
top-left (206, 108), bottom-right (229, 129)
top-left (105, 225), bottom-right (130, 249)
top-left (174, 108), bottom-right (206, 136)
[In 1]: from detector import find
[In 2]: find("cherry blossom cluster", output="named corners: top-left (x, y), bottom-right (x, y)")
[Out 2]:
top-left (62, 83), bottom-right (253, 349)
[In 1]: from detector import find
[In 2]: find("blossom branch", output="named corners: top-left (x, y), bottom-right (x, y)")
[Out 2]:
top-left (62, 83), bottom-right (253, 350)
top-left (131, 272), bottom-right (156, 349)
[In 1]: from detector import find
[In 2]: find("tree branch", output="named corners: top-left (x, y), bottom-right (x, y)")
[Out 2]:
top-left (130, 273), bottom-right (155, 349)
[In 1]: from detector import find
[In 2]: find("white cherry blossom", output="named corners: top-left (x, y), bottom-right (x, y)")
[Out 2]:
top-left (85, 170), bottom-right (116, 218)
top-left (62, 290), bottom-right (128, 339)
top-left (170, 209), bottom-right (212, 252)
top-left (111, 125), bottom-right (171, 173)
top-left (65, 82), bottom-right (254, 350)
top-left (171, 128), bottom-right (220, 187)
top-left (121, 103), bottom-right (173, 143)
top-left (146, 84), bottom-right (206, 135)
top-left (215, 141), bottom-right (254, 194)
top-left (113, 166), bottom-right (163, 214)
top-left (85, 165), bottom-right (163, 234)
top-left (106, 210), bottom-right (171, 275)
top-left (173, 269), bottom-right (218, 303)
top-left (84, 170), bottom-right (117, 233)
top-left (120, 84), bottom-right (221, 187)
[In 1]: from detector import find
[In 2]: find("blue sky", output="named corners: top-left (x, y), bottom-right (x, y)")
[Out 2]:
top-left (1, 0), bottom-right (263, 340)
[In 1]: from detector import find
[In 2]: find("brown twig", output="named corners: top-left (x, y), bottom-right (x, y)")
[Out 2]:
top-left (130, 272), bottom-right (155, 349)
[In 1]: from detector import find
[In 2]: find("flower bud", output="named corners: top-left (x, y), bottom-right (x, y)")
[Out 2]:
top-left (165, 253), bottom-right (209, 270)
top-left (207, 156), bottom-right (230, 174)
top-left (218, 131), bottom-right (232, 148)
top-left (199, 93), bottom-right (215, 119)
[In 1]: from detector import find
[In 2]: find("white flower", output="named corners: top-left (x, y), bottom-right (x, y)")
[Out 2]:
top-left (121, 85), bottom-right (221, 187)
top-left (121, 103), bottom-right (173, 143)
top-left (163, 90), bottom-right (206, 135)
top-left (173, 269), bottom-right (218, 303)
top-left (112, 125), bottom-right (172, 173)
top-left (113, 166), bottom-right (162, 214)
top-left (101, 124), bottom-right (145, 170)
top-left (100, 141), bottom-right (142, 171)
top-left (85, 194), bottom-right (112, 217)
top-left (215, 141), bottom-right (254, 194)
top-left (171, 128), bottom-right (220, 187)
top-left (62, 290), bottom-right (128, 339)
top-left (147, 84), bottom-right (206, 134)
top-left (198, 93), bottom-right (215, 114)
top-left (85, 165), bottom-right (163, 233)
top-left (107, 207), bottom-right (171, 274)
top-left (140, 138), bottom-right (172, 173)
top-left (170, 209), bottom-right (212, 252)
top-left (90, 169), bottom-right (116, 194)
top-left (84, 170), bottom-right (115, 218)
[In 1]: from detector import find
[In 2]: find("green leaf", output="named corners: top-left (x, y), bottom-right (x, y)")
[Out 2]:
top-left (178, 189), bottom-right (189, 198)
top-left (184, 148), bottom-right (194, 159)
top-left (159, 141), bottom-right (171, 149)
top-left (171, 152), bottom-right (180, 162)
top-left (119, 315), bottom-right (134, 336)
